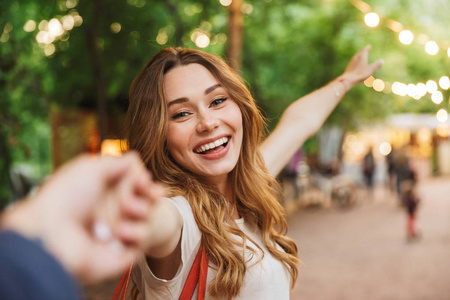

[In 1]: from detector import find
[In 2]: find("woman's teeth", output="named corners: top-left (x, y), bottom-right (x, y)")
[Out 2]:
top-left (196, 137), bottom-right (228, 153)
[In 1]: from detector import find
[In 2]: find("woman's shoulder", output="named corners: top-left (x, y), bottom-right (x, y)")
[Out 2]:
top-left (165, 195), bottom-right (194, 219)
top-left (166, 194), bottom-right (190, 208)
top-left (165, 195), bottom-right (201, 250)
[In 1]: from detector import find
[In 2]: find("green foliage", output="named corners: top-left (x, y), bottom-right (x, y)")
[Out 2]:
top-left (0, 0), bottom-right (55, 203)
top-left (243, 0), bottom-right (450, 131)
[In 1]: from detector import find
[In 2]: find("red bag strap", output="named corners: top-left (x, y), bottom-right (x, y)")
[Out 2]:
top-left (197, 247), bottom-right (208, 299)
top-left (179, 246), bottom-right (208, 300)
top-left (112, 264), bottom-right (133, 300)
top-left (112, 246), bottom-right (208, 300)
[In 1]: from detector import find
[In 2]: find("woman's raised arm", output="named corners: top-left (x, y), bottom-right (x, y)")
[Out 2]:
top-left (260, 45), bottom-right (383, 177)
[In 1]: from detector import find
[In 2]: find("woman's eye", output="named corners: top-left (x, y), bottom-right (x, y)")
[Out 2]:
top-left (211, 97), bottom-right (228, 107)
top-left (171, 111), bottom-right (190, 120)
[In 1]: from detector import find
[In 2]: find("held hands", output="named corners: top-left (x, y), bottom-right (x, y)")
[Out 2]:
top-left (1, 152), bottom-right (165, 283)
top-left (339, 45), bottom-right (384, 90)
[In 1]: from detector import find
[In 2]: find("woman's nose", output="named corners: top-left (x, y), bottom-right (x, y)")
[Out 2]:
top-left (196, 112), bottom-right (219, 133)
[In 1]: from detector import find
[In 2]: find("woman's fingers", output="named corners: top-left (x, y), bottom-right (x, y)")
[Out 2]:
top-left (120, 196), bottom-right (151, 219)
top-left (114, 219), bottom-right (153, 247)
top-left (118, 171), bottom-right (165, 220)
top-left (369, 58), bottom-right (384, 74)
top-left (342, 45), bottom-right (383, 86)
top-left (135, 173), bottom-right (166, 205)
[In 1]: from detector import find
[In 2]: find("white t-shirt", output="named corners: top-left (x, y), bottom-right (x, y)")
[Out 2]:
top-left (132, 195), bottom-right (290, 299)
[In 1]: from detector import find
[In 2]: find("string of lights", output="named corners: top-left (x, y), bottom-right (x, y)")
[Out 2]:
top-left (350, 0), bottom-right (449, 124)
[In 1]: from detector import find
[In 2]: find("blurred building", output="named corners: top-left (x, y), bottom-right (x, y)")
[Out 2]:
top-left (339, 113), bottom-right (450, 184)
top-left (51, 108), bottom-right (126, 168)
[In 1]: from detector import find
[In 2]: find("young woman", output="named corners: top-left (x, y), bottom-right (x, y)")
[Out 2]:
top-left (123, 45), bottom-right (382, 299)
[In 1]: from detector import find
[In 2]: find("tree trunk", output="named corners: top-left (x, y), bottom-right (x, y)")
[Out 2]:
top-left (226, 0), bottom-right (243, 72)
top-left (87, 0), bottom-right (107, 145)
top-left (0, 125), bottom-right (12, 207)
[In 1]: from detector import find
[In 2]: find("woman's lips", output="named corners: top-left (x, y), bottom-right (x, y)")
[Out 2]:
top-left (196, 137), bottom-right (230, 160)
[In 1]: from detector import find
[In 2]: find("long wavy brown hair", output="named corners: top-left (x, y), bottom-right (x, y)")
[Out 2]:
top-left (124, 47), bottom-right (299, 298)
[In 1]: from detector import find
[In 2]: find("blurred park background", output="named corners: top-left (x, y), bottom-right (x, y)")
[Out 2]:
top-left (1, 0), bottom-right (450, 204)
top-left (2, 0), bottom-right (450, 299)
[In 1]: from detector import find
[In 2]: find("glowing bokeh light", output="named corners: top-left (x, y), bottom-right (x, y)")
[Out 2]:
top-left (190, 30), bottom-right (201, 42)
top-left (36, 31), bottom-right (55, 44)
top-left (39, 20), bottom-right (48, 31)
top-left (399, 30), bottom-right (413, 45)
top-left (23, 20), bottom-right (36, 32)
top-left (379, 142), bottom-right (392, 156)
top-left (220, 0), bottom-right (232, 6)
top-left (436, 124), bottom-right (449, 137)
top-left (406, 84), bottom-right (417, 97)
top-left (426, 80), bottom-right (438, 93)
top-left (66, 0), bottom-right (78, 9)
top-left (0, 33), bottom-right (9, 43)
top-left (416, 83), bottom-right (427, 97)
top-left (44, 44), bottom-right (56, 56)
top-left (436, 109), bottom-right (448, 123)
top-left (364, 12), bottom-right (380, 27)
top-left (391, 82), bottom-right (400, 94)
top-left (392, 82), bottom-right (407, 96)
top-left (61, 15), bottom-right (74, 30)
top-left (73, 15), bottom-right (83, 27)
top-left (110, 22), bottom-right (121, 33)
top-left (364, 76), bottom-right (375, 87)
top-left (3, 23), bottom-right (13, 33)
top-left (425, 41), bottom-right (439, 55)
top-left (431, 91), bottom-right (443, 104)
top-left (195, 34), bottom-right (210, 48)
top-left (373, 79), bottom-right (385, 92)
top-left (439, 76), bottom-right (450, 90)
top-left (242, 3), bottom-right (253, 14)
top-left (48, 18), bottom-right (64, 36)
top-left (156, 30), bottom-right (168, 45)
top-left (101, 139), bottom-right (124, 156)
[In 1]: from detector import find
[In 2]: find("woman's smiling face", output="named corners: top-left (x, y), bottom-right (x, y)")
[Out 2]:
top-left (164, 63), bottom-right (243, 186)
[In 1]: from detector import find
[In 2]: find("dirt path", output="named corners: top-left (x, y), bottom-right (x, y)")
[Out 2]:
top-left (289, 178), bottom-right (450, 300)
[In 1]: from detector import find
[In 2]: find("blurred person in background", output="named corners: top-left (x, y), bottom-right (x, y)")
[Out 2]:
top-left (386, 146), bottom-right (396, 192)
top-left (400, 180), bottom-right (421, 241)
top-left (280, 148), bottom-right (303, 201)
top-left (393, 146), bottom-right (415, 200)
top-left (362, 146), bottom-right (375, 194)
top-left (0, 153), bottom-right (164, 300)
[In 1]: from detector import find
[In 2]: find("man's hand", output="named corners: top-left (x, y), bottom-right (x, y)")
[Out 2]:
top-left (1, 152), bottom-right (164, 283)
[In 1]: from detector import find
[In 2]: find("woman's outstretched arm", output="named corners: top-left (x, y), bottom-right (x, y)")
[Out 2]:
top-left (260, 45), bottom-right (383, 177)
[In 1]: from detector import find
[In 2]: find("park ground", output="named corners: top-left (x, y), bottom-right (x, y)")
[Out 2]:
top-left (289, 177), bottom-right (450, 300)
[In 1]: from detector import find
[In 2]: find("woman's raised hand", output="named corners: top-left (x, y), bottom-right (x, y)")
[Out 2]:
top-left (340, 45), bottom-right (384, 90)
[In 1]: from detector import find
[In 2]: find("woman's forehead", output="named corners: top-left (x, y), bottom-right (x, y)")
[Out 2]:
top-left (163, 63), bottom-right (222, 101)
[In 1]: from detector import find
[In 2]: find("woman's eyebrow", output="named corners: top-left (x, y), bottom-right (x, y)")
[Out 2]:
top-left (168, 84), bottom-right (222, 107)
top-left (204, 83), bottom-right (222, 95)
top-left (168, 97), bottom-right (188, 108)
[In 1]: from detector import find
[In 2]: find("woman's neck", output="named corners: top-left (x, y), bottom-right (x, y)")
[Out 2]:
top-left (207, 175), bottom-right (240, 219)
